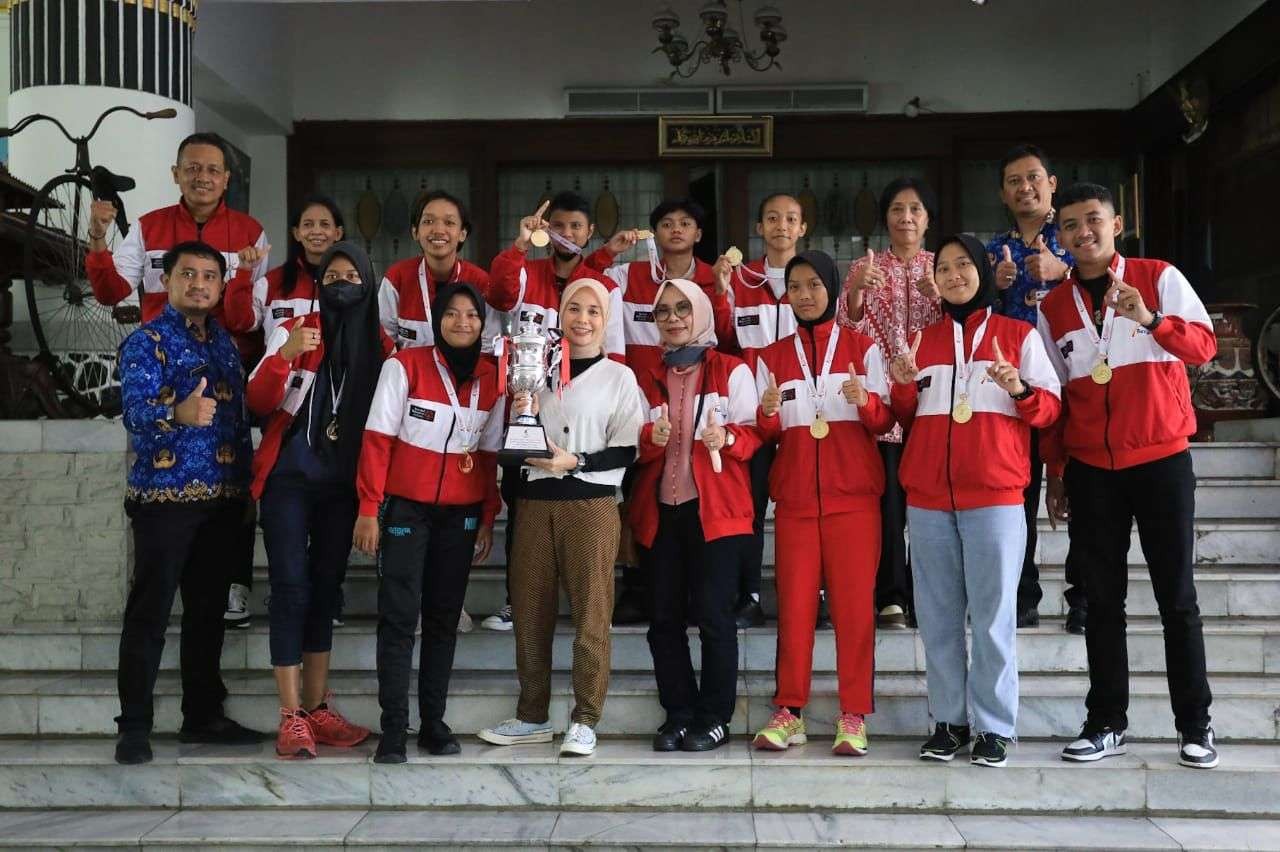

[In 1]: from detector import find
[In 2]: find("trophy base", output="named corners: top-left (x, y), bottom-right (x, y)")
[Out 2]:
top-left (499, 423), bottom-right (553, 466)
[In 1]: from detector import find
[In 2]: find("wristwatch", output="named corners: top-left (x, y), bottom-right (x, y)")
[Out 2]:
top-left (574, 453), bottom-right (588, 471)
top-left (1010, 384), bottom-right (1034, 402)
top-left (1143, 310), bottom-right (1164, 331)
top-left (724, 430), bottom-right (736, 447)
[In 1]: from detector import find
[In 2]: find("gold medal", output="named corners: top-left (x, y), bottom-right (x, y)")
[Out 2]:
top-left (325, 418), bottom-right (340, 441)
top-left (529, 229), bottom-right (550, 247)
top-left (952, 398), bottom-right (973, 424)
top-left (1091, 361), bottom-right (1113, 385)
top-left (809, 416), bottom-right (830, 439)
top-left (458, 451), bottom-right (475, 474)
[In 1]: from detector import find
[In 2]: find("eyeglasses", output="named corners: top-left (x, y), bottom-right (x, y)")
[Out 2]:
top-left (180, 164), bottom-right (227, 179)
top-left (322, 270), bottom-right (363, 285)
top-left (653, 301), bottom-right (693, 322)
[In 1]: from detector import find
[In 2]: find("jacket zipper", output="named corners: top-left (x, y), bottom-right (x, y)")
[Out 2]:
top-left (806, 326), bottom-right (824, 517)
top-left (434, 378), bottom-right (462, 504)
top-left (945, 331), bottom-right (958, 512)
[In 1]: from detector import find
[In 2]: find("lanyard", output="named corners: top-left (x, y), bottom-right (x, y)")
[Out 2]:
top-left (1071, 281), bottom-right (1117, 364)
top-left (793, 323), bottom-right (841, 415)
top-left (951, 308), bottom-right (991, 401)
top-left (645, 237), bottom-right (696, 286)
top-left (418, 259), bottom-right (461, 326)
top-left (433, 348), bottom-right (482, 449)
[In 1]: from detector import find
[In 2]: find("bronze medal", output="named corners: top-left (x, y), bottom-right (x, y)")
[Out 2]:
top-left (459, 451), bottom-right (475, 474)
top-left (952, 399), bottom-right (973, 424)
top-left (325, 418), bottom-right (340, 441)
top-left (809, 416), bottom-right (830, 439)
top-left (1091, 361), bottom-right (1113, 385)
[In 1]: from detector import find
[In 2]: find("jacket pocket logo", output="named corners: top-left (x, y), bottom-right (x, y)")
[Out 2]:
top-left (409, 405), bottom-right (435, 421)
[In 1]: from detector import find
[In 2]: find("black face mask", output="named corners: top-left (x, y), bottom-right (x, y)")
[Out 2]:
top-left (320, 281), bottom-right (364, 310)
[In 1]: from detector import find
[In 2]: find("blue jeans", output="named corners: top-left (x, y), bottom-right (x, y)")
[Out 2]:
top-left (908, 504), bottom-right (1024, 737)
top-left (260, 474), bottom-right (358, 667)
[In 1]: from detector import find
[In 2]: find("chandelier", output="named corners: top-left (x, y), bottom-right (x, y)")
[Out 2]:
top-left (651, 1), bottom-right (786, 79)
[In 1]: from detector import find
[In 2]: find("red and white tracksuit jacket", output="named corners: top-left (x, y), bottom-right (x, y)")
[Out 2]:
top-left (630, 350), bottom-right (761, 548)
top-left (356, 345), bottom-right (504, 525)
top-left (245, 314), bottom-right (396, 499)
top-left (585, 248), bottom-right (734, 377)
top-left (1036, 254), bottom-right (1216, 477)
top-left (377, 256), bottom-right (491, 351)
top-left (724, 257), bottom-right (796, 368)
top-left (891, 309), bottom-right (1062, 511)
top-left (487, 245), bottom-right (625, 362)
top-left (85, 198), bottom-right (267, 358)
top-left (224, 259), bottom-right (317, 343)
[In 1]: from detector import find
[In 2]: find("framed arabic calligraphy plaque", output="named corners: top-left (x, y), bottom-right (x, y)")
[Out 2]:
top-left (658, 115), bottom-right (774, 157)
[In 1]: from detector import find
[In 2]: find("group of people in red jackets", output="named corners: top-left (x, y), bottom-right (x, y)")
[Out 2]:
top-left (97, 134), bottom-right (1221, 772)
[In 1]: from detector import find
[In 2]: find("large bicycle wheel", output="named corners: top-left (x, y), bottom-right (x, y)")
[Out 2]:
top-left (23, 174), bottom-right (137, 417)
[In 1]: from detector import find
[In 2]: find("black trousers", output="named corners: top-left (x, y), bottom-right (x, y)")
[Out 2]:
top-left (743, 441), bottom-right (776, 600)
top-left (260, 474), bottom-right (356, 667)
top-left (1020, 430), bottom-right (1088, 612)
top-left (874, 441), bottom-right (912, 612)
top-left (1065, 451), bottom-right (1212, 735)
top-left (376, 496), bottom-right (479, 734)
top-left (500, 464), bottom-right (521, 601)
top-left (116, 500), bottom-right (240, 734)
top-left (642, 500), bottom-right (744, 728)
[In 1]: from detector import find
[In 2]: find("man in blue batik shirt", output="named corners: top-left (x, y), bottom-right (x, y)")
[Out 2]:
top-left (985, 144), bottom-right (1087, 636)
top-left (114, 241), bottom-right (263, 765)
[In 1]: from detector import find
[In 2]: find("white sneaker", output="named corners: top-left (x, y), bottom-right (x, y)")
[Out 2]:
top-left (477, 718), bottom-right (553, 746)
top-left (457, 608), bottom-right (473, 633)
top-left (560, 722), bottom-right (597, 756)
top-left (481, 604), bottom-right (514, 631)
top-left (224, 583), bottom-right (250, 629)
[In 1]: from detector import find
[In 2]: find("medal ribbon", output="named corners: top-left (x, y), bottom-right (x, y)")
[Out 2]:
top-left (793, 323), bottom-right (841, 417)
top-left (433, 348), bottom-right (482, 450)
top-left (1070, 274), bottom-right (1118, 365)
top-left (951, 307), bottom-right (992, 402)
top-left (419, 259), bottom-right (461, 328)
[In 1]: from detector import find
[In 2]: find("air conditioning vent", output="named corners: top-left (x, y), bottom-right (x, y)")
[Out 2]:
top-left (565, 87), bottom-right (714, 116)
top-left (717, 83), bottom-right (869, 114)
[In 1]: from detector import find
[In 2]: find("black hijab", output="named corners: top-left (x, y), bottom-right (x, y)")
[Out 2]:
top-left (431, 281), bottom-right (486, 385)
top-left (934, 233), bottom-right (997, 324)
top-left (312, 240), bottom-right (383, 477)
top-left (785, 250), bottom-right (841, 329)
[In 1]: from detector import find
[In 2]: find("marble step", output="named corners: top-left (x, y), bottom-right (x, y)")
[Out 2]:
top-left (1185, 442), bottom-right (1280, 479)
top-left (4, 670), bottom-right (1277, 741)
top-left (1, 737), bottom-right (1278, 818)
top-left (3, 809), bottom-right (1278, 852)
top-left (247, 564), bottom-right (1280, 621)
top-left (5, 617), bottom-right (1277, 679)
top-left (1033, 479), bottom-right (1280, 520)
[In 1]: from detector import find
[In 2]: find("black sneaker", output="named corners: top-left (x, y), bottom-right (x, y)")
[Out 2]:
top-left (115, 731), bottom-right (153, 765)
top-left (734, 597), bottom-right (765, 629)
top-left (331, 586), bottom-right (346, 628)
top-left (652, 720), bottom-right (688, 752)
top-left (971, 732), bottom-right (1010, 767)
top-left (375, 730), bottom-right (407, 764)
top-left (418, 720), bottom-right (461, 756)
top-left (1061, 725), bottom-right (1127, 762)
top-left (178, 714), bottom-right (265, 745)
top-left (1065, 605), bottom-right (1087, 635)
top-left (682, 722), bottom-right (730, 752)
top-left (816, 594), bottom-right (832, 630)
top-left (919, 722), bottom-right (971, 762)
top-left (612, 589), bottom-right (649, 625)
top-left (1179, 727), bottom-right (1219, 769)
top-left (1016, 607), bottom-right (1040, 628)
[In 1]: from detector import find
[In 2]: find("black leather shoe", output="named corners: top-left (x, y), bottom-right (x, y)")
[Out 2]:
top-left (816, 595), bottom-right (832, 630)
top-left (682, 722), bottom-right (729, 751)
top-left (734, 597), bottom-right (765, 629)
top-left (418, 720), bottom-right (461, 755)
top-left (375, 730), bottom-right (408, 764)
top-left (612, 590), bottom-right (650, 625)
top-left (177, 715), bottom-right (265, 745)
top-left (652, 720), bottom-right (688, 752)
top-left (1016, 607), bottom-right (1040, 628)
top-left (115, 732), bottom-right (153, 765)
top-left (1065, 605), bottom-right (1087, 635)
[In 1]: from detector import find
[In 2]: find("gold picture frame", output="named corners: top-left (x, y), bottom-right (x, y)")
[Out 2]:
top-left (1118, 172), bottom-right (1141, 240)
top-left (658, 115), bottom-right (774, 158)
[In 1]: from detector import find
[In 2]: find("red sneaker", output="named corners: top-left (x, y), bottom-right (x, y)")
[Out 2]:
top-left (307, 696), bottom-right (370, 748)
top-left (276, 708), bottom-right (316, 759)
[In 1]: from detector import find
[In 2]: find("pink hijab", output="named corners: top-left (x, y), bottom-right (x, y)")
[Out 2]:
top-left (655, 278), bottom-right (714, 359)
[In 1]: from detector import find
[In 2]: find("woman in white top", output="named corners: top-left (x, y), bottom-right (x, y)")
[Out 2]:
top-left (478, 277), bottom-right (645, 756)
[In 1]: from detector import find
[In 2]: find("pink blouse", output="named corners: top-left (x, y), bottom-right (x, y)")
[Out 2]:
top-left (661, 363), bottom-right (702, 506)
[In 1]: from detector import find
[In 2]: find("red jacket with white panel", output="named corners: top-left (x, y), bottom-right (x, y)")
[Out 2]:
top-left (754, 319), bottom-right (895, 519)
top-left (356, 345), bottom-right (504, 524)
top-left (585, 248), bottom-right (734, 377)
top-left (724, 257), bottom-right (796, 368)
top-left (1036, 254), bottom-right (1216, 476)
top-left (224, 259), bottom-right (318, 343)
top-left (891, 309), bottom-right (1062, 511)
top-left (487, 246), bottom-right (625, 362)
top-left (377, 256), bottom-right (491, 350)
top-left (84, 199), bottom-right (267, 358)
top-left (245, 314), bottom-right (396, 499)
top-left (630, 350), bottom-right (762, 547)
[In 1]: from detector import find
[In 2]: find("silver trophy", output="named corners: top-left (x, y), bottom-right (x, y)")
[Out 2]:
top-left (498, 323), bottom-right (559, 464)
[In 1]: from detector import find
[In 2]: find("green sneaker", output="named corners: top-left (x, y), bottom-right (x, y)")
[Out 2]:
top-left (752, 707), bottom-right (806, 750)
top-left (832, 712), bottom-right (868, 756)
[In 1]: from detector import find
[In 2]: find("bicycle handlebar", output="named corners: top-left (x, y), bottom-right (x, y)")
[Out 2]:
top-left (0, 105), bottom-right (176, 142)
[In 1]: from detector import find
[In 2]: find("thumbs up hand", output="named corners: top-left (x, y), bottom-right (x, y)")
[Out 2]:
top-left (995, 244), bottom-right (1018, 290)
top-left (913, 265), bottom-right (940, 300)
top-left (853, 248), bottom-right (884, 291)
top-left (652, 402), bottom-right (673, 448)
top-left (890, 331), bottom-right (923, 386)
top-left (986, 335), bottom-right (1026, 395)
top-left (761, 372), bottom-right (782, 417)
top-left (702, 408), bottom-right (725, 473)
top-left (1024, 234), bottom-right (1067, 283)
top-left (174, 377), bottom-right (216, 427)
top-left (841, 362), bottom-right (869, 406)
